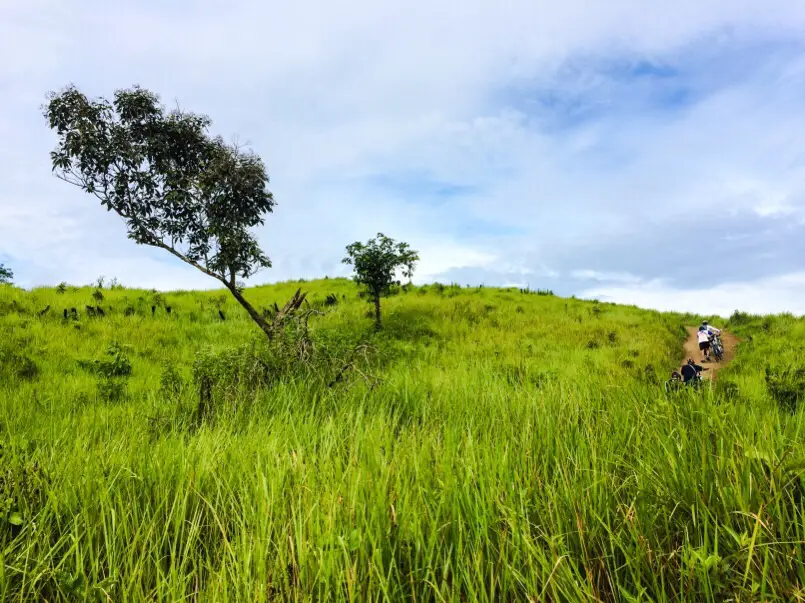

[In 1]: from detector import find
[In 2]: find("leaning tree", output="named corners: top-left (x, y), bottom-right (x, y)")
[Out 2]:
top-left (44, 85), bottom-right (303, 338)
top-left (342, 233), bottom-right (418, 329)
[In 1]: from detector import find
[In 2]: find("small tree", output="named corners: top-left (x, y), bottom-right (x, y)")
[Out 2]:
top-left (0, 263), bottom-right (12, 284)
top-left (44, 85), bottom-right (301, 338)
top-left (342, 233), bottom-right (418, 329)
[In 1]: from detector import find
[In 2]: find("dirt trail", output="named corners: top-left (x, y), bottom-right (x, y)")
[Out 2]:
top-left (682, 327), bottom-right (739, 380)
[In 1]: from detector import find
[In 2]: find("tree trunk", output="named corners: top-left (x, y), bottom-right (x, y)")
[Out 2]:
top-left (373, 294), bottom-right (382, 330)
top-left (226, 284), bottom-right (275, 340)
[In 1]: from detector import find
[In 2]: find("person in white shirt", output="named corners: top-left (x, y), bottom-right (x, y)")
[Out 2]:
top-left (701, 320), bottom-right (721, 337)
top-left (697, 326), bottom-right (712, 362)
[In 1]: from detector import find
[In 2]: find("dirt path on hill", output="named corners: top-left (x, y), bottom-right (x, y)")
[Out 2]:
top-left (682, 327), bottom-right (739, 381)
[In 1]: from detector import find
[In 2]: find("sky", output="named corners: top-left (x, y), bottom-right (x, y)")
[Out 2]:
top-left (2, 0), bottom-right (805, 316)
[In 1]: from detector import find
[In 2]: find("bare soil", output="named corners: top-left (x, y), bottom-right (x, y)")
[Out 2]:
top-left (682, 326), bottom-right (739, 381)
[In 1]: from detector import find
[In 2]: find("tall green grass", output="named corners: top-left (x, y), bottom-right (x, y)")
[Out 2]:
top-left (1, 280), bottom-right (803, 601)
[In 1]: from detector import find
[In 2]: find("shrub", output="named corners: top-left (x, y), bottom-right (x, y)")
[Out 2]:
top-left (765, 365), bottom-right (805, 413)
top-left (192, 343), bottom-right (277, 422)
top-left (151, 290), bottom-right (165, 308)
top-left (729, 310), bottom-right (752, 325)
top-left (95, 342), bottom-right (132, 378)
top-left (92, 289), bottom-right (104, 303)
top-left (56, 282), bottom-right (67, 294)
top-left (76, 342), bottom-right (132, 402)
top-left (97, 378), bottom-right (127, 402)
top-left (159, 363), bottom-right (185, 399)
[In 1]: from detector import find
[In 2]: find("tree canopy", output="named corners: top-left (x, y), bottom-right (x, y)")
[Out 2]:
top-left (43, 85), bottom-right (293, 336)
top-left (342, 233), bottom-right (418, 328)
top-left (0, 263), bottom-right (12, 284)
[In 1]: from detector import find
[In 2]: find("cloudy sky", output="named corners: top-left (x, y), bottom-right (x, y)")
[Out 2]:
top-left (2, 0), bottom-right (805, 315)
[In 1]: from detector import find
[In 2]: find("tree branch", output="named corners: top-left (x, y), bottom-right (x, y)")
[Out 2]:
top-left (149, 239), bottom-right (227, 284)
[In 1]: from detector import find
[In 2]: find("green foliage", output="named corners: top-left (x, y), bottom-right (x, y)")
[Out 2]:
top-left (765, 365), bottom-right (805, 412)
top-left (44, 85), bottom-right (274, 285)
top-left (77, 341), bottom-right (132, 402)
top-left (89, 341), bottom-right (132, 378)
top-left (0, 340), bottom-right (40, 381)
top-left (193, 342), bottom-right (274, 401)
top-left (44, 84), bottom-right (277, 336)
top-left (97, 377), bottom-right (128, 402)
top-left (0, 442), bottom-right (48, 534)
top-left (0, 263), bottom-right (12, 284)
top-left (0, 278), bottom-right (804, 601)
top-left (342, 232), bottom-right (419, 328)
top-left (92, 288), bottom-right (104, 303)
top-left (56, 281), bottom-right (67, 294)
top-left (159, 362), bottom-right (185, 400)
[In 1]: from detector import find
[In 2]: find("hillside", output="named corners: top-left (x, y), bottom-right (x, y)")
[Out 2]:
top-left (1, 279), bottom-right (804, 601)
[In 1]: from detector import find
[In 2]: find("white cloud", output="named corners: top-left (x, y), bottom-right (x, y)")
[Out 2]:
top-left (570, 270), bottom-right (643, 284)
top-left (581, 272), bottom-right (805, 316)
top-left (1, 0), bottom-right (805, 316)
top-left (413, 244), bottom-right (497, 283)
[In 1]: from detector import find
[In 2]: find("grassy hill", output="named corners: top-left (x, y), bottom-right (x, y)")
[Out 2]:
top-left (1, 279), bottom-right (803, 601)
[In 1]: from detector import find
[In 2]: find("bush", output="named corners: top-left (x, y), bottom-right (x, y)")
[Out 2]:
top-left (729, 310), bottom-right (753, 325)
top-left (95, 342), bottom-right (132, 378)
top-left (192, 343), bottom-right (276, 422)
top-left (159, 363), bottom-right (185, 400)
top-left (97, 378), bottom-right (127, 402)
top-left (764, 365), bottom-right (805, 412)
top-left (76, 342), bottom-right (132, 403)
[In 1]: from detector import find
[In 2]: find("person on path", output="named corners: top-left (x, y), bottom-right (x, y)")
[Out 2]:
top-left (697, 326), bottom-right (712, 362)
top-left (701, 320), bottom-right (721, 337)
top-left (681, 358), bottom-right (706, 384)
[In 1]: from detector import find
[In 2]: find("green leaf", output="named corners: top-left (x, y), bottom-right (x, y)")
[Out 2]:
top-left (8, 511), bottom-right (23, 526)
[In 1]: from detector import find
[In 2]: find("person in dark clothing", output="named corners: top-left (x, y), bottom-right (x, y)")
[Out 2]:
top-left (680, 359), bottom-right (706, 384)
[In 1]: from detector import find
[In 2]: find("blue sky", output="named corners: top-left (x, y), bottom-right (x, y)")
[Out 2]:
top-left (2, 0), bottom-right (805, 315)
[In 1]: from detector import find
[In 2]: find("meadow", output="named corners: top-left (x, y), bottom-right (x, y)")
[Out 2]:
top-left (0, 278), bottom-right (803, 601)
